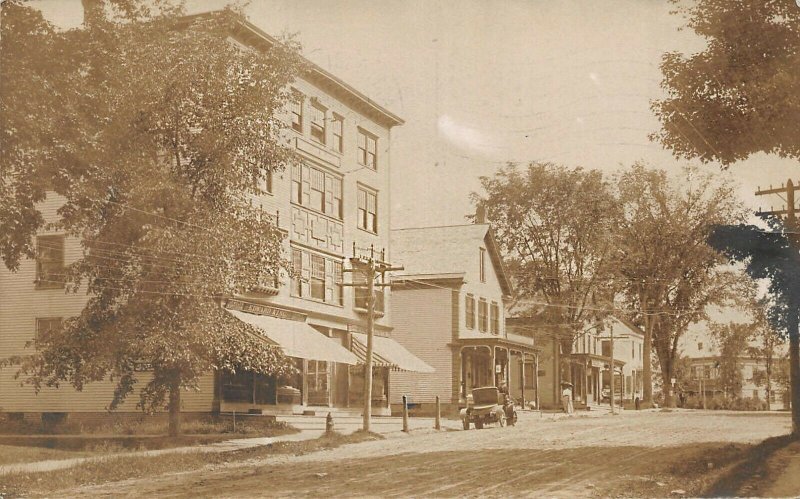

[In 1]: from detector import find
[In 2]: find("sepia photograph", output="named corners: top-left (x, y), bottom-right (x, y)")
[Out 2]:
top-left (1, 0), bottom-right (799, 497)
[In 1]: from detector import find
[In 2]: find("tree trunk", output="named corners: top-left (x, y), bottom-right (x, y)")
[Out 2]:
top-left (642, 315), bottom-right (653, 405)
top-left (789, 309), bottom-right (800, 436)
top-left (659, 356), bottom-right (676, 408)
top-left (168, 382), bottom-right (181, 437)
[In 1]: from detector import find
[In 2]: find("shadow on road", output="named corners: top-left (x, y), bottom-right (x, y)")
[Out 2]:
top-left (702, 434), bottom-right (796, 497)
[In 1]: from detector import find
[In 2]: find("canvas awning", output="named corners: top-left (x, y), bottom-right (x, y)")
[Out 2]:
top-left (226, 309), bottom-right (357, 365)
top-left (350, 333), bottom-right (435, 373)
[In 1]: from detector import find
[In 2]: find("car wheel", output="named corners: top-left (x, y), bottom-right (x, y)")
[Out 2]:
top-left (475, 420), bottom-right (484, 429)
top-left (499, 414), bottom-right (506, 427)
top-left (462, 419), bottom-right (470, 430)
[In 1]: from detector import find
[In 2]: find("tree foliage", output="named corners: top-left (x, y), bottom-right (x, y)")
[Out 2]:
top-left (473, 163), bottom-right (620, 357)
top-left (651, 0), bottom-right (800, 165)
top-left (613, 163), bottom-right (745, 405)
top-left (0, 1), bottom-right (304, 434)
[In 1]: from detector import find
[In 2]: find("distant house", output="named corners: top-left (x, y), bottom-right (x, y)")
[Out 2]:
top-left (506, 315), bottom-right (641, 409)
top-left (682, 334), bottom-right (788, 409)
top-left (388, 222), bottom-right (539, 414)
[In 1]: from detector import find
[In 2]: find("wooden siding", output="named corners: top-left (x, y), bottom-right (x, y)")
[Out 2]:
top-left (389, 288), bottom-right (452, 404)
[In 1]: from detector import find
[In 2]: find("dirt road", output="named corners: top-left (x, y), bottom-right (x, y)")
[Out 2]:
top-left (68, 410), bottom-right (792, 498)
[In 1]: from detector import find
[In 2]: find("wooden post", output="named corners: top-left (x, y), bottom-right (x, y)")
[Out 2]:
top-left (402, 394), bottom-right (409, 432)
top-left (435, 395), bottom-right (441, 430)
top-left (610, 323), bottom-right (615, 415)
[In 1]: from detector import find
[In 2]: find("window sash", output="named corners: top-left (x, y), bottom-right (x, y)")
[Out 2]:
top-left (36, 317), bottom-right (62, 343)
top-left (291, 164), bottom-right (342, 220)
top-left (332, 115), bottom-right (343, 152)
top-left (358, 130), bottom-right (377, 169)
top-left (291, 96), bottom-right (303, 132)
top-left (466, 296), bottom-right (475, 329)
top-left (36, 235), bottom-right (65, 288)
top-left (310, 103), bottom-right (326, 144)
top-left (478, 300), bottom-right (488, 332)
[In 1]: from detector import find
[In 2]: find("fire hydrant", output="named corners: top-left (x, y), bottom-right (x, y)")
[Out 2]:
top-left (325, 412), bottom-right (334, 434)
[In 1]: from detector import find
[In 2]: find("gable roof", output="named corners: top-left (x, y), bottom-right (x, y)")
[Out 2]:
top-left (391, 224), bottom-right (513, 297)
top-left (181, 11), bottom-right (404, 128)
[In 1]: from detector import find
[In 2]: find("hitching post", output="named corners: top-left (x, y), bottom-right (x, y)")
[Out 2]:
top-left (435, 395), bottom-right (441, 430)
top-left (402, 394), bottom-right (409, 432)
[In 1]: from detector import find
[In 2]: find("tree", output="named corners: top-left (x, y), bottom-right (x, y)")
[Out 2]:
top-left (473, 163), bottom-right (621, 382)
top-left (0, 1), bottom-right (304, 435)
top-left (654, 0), bottom-right (800, 431)
top-left (710, 322), bottom-right (750, 399)
top-left (651, 0), bottom-right (800, 166)
top-left (710, 218), bottom-right (800, 431)
top-left (614, 163), bottom-right (745, 407)
top-left (746, 299), bottom-right (785, 409)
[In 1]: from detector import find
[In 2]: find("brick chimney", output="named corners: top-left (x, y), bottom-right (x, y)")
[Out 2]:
top-left (475, 204), bottom-right (487, 224)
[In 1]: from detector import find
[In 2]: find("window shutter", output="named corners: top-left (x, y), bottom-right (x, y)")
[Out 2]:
top-left (301, 251), bottom-right (311, 297)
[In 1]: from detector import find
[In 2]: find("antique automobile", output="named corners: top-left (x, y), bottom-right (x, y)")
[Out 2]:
top-left (460, 386), bottom-right (517, 430)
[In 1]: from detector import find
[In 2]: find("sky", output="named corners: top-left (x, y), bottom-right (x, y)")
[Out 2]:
top-left (33, 0), bottom-right (798, 230)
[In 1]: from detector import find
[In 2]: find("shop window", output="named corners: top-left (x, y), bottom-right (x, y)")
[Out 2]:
top-left (307, 360), bottom-right (329, 406)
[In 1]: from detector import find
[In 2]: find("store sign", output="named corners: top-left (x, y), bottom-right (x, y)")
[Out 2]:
top-left (226, 299), bottom-right (305, 322)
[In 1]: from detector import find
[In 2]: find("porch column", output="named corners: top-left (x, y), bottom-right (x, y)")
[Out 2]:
top-left (520, 355), bottom-right (526, 408)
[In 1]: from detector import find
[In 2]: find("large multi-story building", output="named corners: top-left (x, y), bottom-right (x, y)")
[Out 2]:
top-left (0, 12), bottom-right (428, 420)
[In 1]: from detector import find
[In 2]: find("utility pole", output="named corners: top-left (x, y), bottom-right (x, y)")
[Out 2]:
top-left (345, 245), bottom-right (403, 432)
top-left (756, 179), bottom-right (800, 433)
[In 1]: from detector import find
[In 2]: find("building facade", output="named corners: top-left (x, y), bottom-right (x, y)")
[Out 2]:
top-left (0, 14), bottom-right (428, 420)
top-left (388, 223), bottom-right (539, 414)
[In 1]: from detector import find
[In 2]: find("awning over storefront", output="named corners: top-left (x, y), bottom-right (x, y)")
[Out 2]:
top-left (226, 309), bottom-right (357, 365)
top-left (351, 333), bottom-right (435, 373)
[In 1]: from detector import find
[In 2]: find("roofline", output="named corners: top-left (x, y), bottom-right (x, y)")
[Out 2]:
top-left (182, 11), bottom-right (404, 128)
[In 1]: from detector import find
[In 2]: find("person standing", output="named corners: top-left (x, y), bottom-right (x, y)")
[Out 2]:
top-left (561, 383), bottom-right (574, 414)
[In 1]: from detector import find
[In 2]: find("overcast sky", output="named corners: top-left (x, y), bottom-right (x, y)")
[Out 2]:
top-left (34, 0), bottom-right (797, 230)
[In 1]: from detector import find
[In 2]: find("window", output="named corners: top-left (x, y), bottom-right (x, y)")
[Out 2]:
top-left (307, 360), bottom-right (328, 405)
top-left (478, 299), bottom-right (488, 332)
top-left (253, 169), bottom-right (273, 194)
top-left (753, 389), bottom-right (759, 399)
top-left (358, 129), bottom-right (377, 169)
top-left (490, 302), bottom-right (499, 335)
top-left (479, 248), bottom-right (486, 283)
top-left (291, 248), bottom-right (343, 306)
top-left (36, 235), bottom-right (65, 288)
top-left (697, 342), bottom-right (703, 351)
top-left (601, 341), bottom-right (611, 358)
top-left (264, 169), bottom-right (273, 194)
top-left (631, 342), bottom-right (635, 358)
top-left (291, 163), bottom-right (342, 219)
top-left (357, 187), bottom-right (378, 233)
top-left (703, 365), bottom-right (711, 379)
top-left (310, 254), bottom-right (326, 300)
top-left (290, 92), bottom-right (303, 132)
top-left (332, 114), bottom-right (343, 153)
top-left (35, 317), bottom-right (62, 344)
top-left (310, 101), bottom-right (326, 144)
top-left (465, 294), bottom-right (475, 329)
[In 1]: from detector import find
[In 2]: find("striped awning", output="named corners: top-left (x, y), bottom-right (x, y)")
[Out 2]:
top-left (350, 333), bottom-right (435, 373)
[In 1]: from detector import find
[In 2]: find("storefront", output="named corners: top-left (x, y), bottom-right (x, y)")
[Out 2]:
top-left (457, 335), bottom-right (539, 409)
top-left (221, 300), bottom-right (433, 415)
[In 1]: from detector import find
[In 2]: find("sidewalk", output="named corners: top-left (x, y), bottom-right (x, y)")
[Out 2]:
top-left (0, 415), bottom-right (459, 477)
